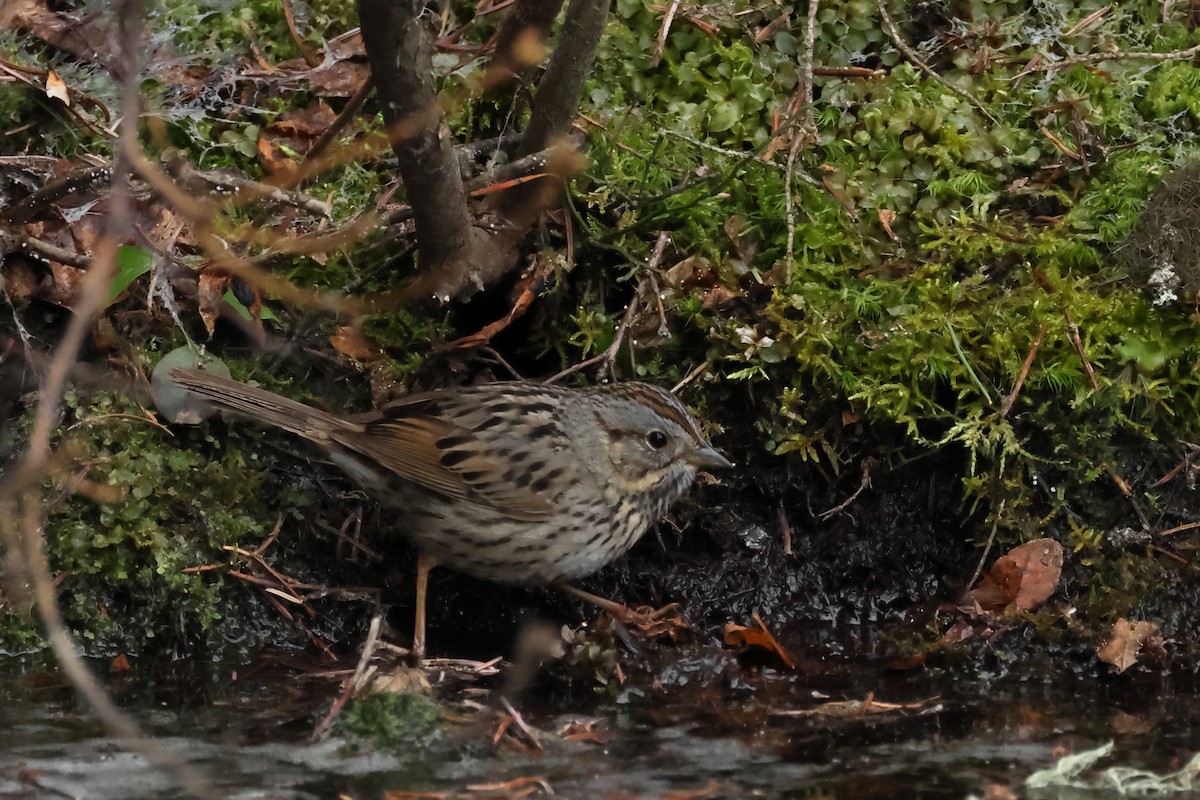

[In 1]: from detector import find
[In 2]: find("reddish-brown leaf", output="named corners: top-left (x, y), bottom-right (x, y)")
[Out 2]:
top-left (257, 135), bottom-right (298, 180)
top-left (966, 538), bottom-right (1063, 612)
top-left (723, 613), bottom-right (796, 669)
top-left (330, 326), bottom-right (384, 364)
top-left (197, 270), bottom-right (229, 336)
top-left (267, 101), bottom-right (337, 139)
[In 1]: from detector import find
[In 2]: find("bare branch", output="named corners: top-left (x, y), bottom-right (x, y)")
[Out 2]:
top-left (357, 0), bottom-right (492, 281)
top-left (490, 0), bottom-right (567, 88)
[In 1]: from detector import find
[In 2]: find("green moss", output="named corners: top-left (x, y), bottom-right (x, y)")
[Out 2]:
top-left (0, 390), bottom-right (300, 656)
top-left (560, 0), bottom-right (1200, 559)
top-left (338, 692), bottom-right (443, 746)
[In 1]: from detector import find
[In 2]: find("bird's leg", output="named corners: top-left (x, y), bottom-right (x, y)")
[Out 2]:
top-left (412, 551), bottom-right (437, 664)
top-left (557, 583), bottom-right (687, 639)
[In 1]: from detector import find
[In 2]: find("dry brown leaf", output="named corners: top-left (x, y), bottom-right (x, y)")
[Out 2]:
top-left (1097, 618), bottom-right (1161, 674)
top-left (268, 101), bottom-right (338, 139)
top-left (723, 612), bottom-right (796, 669)
top-left (44, 70), bottom-right (69, 104)
top-left (982, 784), bottom-right (1018, 800)
top-left (1109, 709), bottom-right (1154, 736)
top-left (937, 619), bottom-right (977, 648)
top-left (47, 260), bottom-right (86, 307)
top-left (2, 259), bottom-right (42, 301)
top-left (700, 285), bottom-right (739, 310)
top-left (965, 538), bottom-right (1063, 612)
top-left (197, 270), bottom-right (230, 336)
top-left (1, 0), bottom-right (123, 71)
top-left (664, 254), bottom-right (706, 287)
top-left (257, 135), bottom-right (298, 180)
top-left (878, 208), bottom-right (898, 240)
top-left (330, 326), bottom-right (384, 364)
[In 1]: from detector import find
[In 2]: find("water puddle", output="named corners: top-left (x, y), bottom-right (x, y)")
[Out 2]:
top-left (2, 647), bottom-right (1196, 799)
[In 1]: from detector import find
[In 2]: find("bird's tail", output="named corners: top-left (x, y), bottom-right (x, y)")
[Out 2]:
top-left (171, 367), bottom-right (354, 441)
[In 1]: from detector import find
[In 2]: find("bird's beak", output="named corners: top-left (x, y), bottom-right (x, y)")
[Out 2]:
top-left (689, 443), bottom-right (733, 471)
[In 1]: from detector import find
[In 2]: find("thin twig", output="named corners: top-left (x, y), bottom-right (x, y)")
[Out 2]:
top-left (671, 359), bottom-right (712, 393)
top-left (312, 613), bottom-right (383, 740)
top-left (1159, 521), bottom-right (1200, 537)
top-left (596, 276), bottom-right (649, 381)
top-left (1149, 445), bottom-right (1197, 489)
top-left (6, 232), bottom-right (94, 269)
top-left (778, 503), bottom-right (793, 556)
top-left (875, 0), bottom-right (998, 125)
top-left (0, 5), bottom-right (218, 796)
top-left (498, 696), bottom-right (542, 750)
top-left (1063, 309), bottom-right (1099, 389)
top-left (819, 458), bottom-right (876, 520)
top-left (548, 232), bottom-right (672, 384)
top-left (651, 0), bottom-right (683, 66)
top-left (305, 76), bottom-right (372, 170)
top-left (168, 158), bottom-right (332, 217)
top-left (966, 499), bottom-right (1004, 589)
top-left (1105, 464), bottom-right (1151, 531)
top-left (1020, 41), bottom-right (1200, 74)
top-left (0, 164), bottom-right (113, 223)
top-left (781, 0), bottom-right (820, 285)
top-left (784, 134), bottom-right (803, 284)
top-left (998, 323), bottom-right (1046, 417)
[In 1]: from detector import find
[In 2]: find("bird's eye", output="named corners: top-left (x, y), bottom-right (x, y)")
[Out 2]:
top-left (646, 430), bottom-right (669, 450)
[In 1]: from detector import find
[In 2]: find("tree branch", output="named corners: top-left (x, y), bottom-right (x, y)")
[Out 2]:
top-left (357, 0), bottom-right (493, 293)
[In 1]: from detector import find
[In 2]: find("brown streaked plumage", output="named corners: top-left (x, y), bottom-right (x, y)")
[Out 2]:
top-left (170, 368), bottom-right (730, 656)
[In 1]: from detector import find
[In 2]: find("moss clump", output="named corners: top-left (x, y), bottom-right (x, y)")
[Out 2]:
top-left (1, 389), bottom-right (305, 657)
top-left (338, 692), bottom-right (443, 747)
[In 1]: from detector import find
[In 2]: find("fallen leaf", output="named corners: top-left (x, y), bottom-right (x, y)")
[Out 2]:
top-left (1097, 618), bottom-right (1161, 674)
top-left (664, 254), bottom-right (706, 287)
top-left (937, 619), bottom-right (978, 647)
top-left (44, 70), bottom-right (69, 104)
top-left (1, 0), bottom-right (124, 72)
top-left (700, 285), bottom-right (739, 310)
top-left (723, 612), bottom-right (796, 669)
top-left (257, 135), bottom-right (298, 179)
top-left (982, 784), bottom-right (1018, 800)
top-left (47, 260), bottom-right (86, 306)
top-left (267, 101), bottom-right (337, 139)
top-left (1, 258), bottom-right (41, 301)
top-left (197, 269), bottom-right (230, 336)
top-left (965, 538), bottom-right (1063, 612)
top-left (1109, 709), bottom-right (1154, 736)
top-left (878, 207), bottom-right (898, 240)
top-left (331, 326), bottom-right (384, 364)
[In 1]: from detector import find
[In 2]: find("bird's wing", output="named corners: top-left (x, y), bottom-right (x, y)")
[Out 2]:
top-left (337, 414), bottom-right (556, 522)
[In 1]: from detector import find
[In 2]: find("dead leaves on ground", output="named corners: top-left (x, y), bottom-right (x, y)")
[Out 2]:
top-left (893, 537), bottom-right (1168, 675)
top-left (723, 611), bottom-right (796, 670)
top-left (1, 5), bottom-right (365, 339)
top-left (889, 538), bottom-right (1059, 667)
top-left (962, 538), bottom-right (1064, 614)
top-left (900, 539), bottom-right (1067, 664)
top-left (1096, 618), bottom-right (1165, 674)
